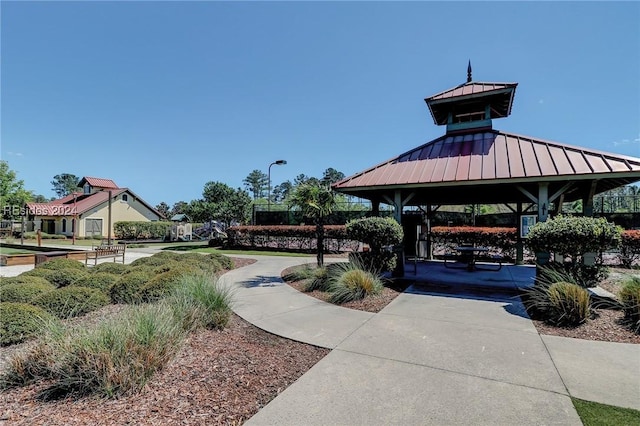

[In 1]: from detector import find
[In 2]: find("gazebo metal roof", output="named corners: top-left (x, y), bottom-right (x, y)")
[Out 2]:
top-left (333, 129), bottom-right (640, 205)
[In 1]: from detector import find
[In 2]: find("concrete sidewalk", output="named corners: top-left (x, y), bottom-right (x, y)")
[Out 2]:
top-left (221, 256), bottom-right (639, 425)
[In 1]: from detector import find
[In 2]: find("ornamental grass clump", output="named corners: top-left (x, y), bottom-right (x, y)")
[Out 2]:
top-left (546, 282), bottom-right (591, 326)
top-left (619, 277), bottom-right (640, 333)
top-left (303, 266), bottom-right (330, 292)
top-left (167, 272), bottom-right (234, 331)
top-left (1, 303), bottom-right (186, 399)
top-left (327, 261), bottom-right (384, 304)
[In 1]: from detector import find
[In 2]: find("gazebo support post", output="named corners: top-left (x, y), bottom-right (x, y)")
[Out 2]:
top-left (582, 180), bottom-right (598, 266)
top-left (372, 200), bottom-right (380, 217)
top-left (392, 190), bottom-right (405, 277)
top-left (426, 204), bottom-right (433, 260)
top-left (536, 182), bottom-right (550, 266)
top-left (516, 202), bottom-right (524, 265)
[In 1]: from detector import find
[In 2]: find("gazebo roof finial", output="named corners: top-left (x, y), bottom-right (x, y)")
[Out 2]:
top-left (467, 60), bottom-right (472, 83)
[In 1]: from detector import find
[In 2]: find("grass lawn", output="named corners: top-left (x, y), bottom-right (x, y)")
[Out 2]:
top-left (572, 398), bottom-right (640, 425)
top-left (0, 246), bottom-right (39, 255)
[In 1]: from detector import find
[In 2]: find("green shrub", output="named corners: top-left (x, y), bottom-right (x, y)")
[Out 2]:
top-left (0, 275), bottom-right (52, 288)
top-left (0, 302), bottom-right (57, 346)
top-left (346, 217), bottom-right (403, 273)
top-left (110, 270), bottom-right (153, 304)
top-left (619, 277), bottom-right (640, 332)
top-left (346, 217), bottom-right (404, 251)
top-left (206, 253), bottom-right (234, 270)
top-left (70, 273), bottom-right (119, 294)
top-left (0, 281), bottom-right (56, 303)
top-left (546, 282), bottom-right (591, 326)
top-left (130, 256), bottom-right (171, 268)
top-left (21, 267), bottom-right (57, 278)
top-left (90, 262), bottom-right (130, 275)
top-left (526, 216), bottom-right (621, 287)
top-left (283, 264), bottom-right (316, 282)
top-left (34, 286), bottom-right (110, 318)
top-left (137, 270), bottom-right (186, 303)
top-left (304, 266), bottom-right (332, 292)
top-left (41, 268), bottom-right (88, 288)
top-left (167, 272), bottom-right (234, 331)
top-left (618, 230), bottom-right (640, 268)
top-left (327, 261), bottom-right (384, 304)
top-left (349, 250), bottom-right (397, 274)
top-left (36, 258), bottom-right (86, 270)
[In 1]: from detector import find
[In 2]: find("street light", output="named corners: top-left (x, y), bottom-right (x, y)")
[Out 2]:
top-left (268, 160), bottom-right (287, 211)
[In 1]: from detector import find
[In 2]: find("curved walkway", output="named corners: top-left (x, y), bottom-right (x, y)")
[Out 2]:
top-left (221, 255), bottom-right (640, 426)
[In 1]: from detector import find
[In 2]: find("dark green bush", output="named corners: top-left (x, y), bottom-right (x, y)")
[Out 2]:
top-left (90, 262), bottom-right (130, 275)
top-left (137, 270), bottom-right (186, 303)
top-left (526, 216), bottom-right (621, 287)
top-left (346, 217), bottom-right (404, 273)
top-left (206, 253), bottom-right (234, 270)
top-left (619, 277), bottom-right (640, 332)
top-left (0, 281), bottom-right (56, 304)
top-left (130, 256), bottom-right (175, 268)
top-left (0, 275), bottom-right (51, 287)
top-left (41, 268), bottom-right (88, 288)
top-left (36, 258), bottom-right (86, 270)
top-left (110, 270), bottom-right (153, 304)
top-left (34, 286), bottom-right (109, 318)
top-left (70, 273), bottom-right (119, 294)
top-left (0, 303), bottom-right (57, 346)
top-left (346, 217), bottom-right (404, 251)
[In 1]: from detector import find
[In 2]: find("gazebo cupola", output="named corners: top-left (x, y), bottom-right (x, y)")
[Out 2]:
top-left (425, 62), bottom-right (518, 134)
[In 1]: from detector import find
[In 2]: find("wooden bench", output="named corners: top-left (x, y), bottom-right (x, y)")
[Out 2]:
top-left (85, 244), bottom-right (126, 266)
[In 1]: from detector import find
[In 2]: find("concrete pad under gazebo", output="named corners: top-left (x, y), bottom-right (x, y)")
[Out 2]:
top-left (333, 64), bottom-right (640, 274)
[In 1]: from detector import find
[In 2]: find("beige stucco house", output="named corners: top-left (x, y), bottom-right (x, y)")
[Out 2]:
top-left (26, 177), bottom-right (164, 238)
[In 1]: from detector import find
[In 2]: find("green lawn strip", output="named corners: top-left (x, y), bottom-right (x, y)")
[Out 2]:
top-left (0, 247), bottom-right (39, 255)
top-left (572, 398), bottom-right (640, 425)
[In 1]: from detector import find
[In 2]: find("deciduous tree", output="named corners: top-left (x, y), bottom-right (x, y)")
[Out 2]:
top-left (0, 161), bottom-right (33, 219)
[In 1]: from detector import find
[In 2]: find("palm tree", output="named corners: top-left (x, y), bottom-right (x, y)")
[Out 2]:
top-left (289, 184), bottom-right (336, 267)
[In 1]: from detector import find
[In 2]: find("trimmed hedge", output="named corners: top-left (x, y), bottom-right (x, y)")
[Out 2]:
top-left (114, 221), bottom-right (173, 240)
top-left (0, 303), bottom-right (57, 346)
top-left (346, 217), bottom-right (404, 250)
top-left (0, 276), bottom-right (52, 288)
top-left (226, 225), bottom-right (357, 252)
top-left (431, 226), bottom-right (517, 258)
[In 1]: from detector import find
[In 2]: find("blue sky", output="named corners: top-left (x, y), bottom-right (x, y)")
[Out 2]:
top-left (2, 1), bottom-right (639, 207)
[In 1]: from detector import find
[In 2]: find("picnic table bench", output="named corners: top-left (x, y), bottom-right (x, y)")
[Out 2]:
top-left (85, 244), bottom-right (126, 266)
top-left (444, 246), bottom-right (504, 271)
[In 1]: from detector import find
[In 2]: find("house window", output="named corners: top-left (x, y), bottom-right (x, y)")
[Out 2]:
top-left (62, 219), bottom-right (67, 233)
top-left (84, 184), bottom-right (91, 194)
top-left (122, 194), bottom-right (128, 202)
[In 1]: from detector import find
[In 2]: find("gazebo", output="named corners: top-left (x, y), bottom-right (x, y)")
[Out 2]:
top-left (333, 65), bottom-right (640, 267)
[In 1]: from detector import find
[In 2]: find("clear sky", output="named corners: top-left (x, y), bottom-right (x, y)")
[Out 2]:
top-left (2, 1), bottom-right (639, 207)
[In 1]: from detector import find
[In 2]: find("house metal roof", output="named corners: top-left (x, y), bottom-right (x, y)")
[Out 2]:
top-left (78, 177), bottom-right (119, 189)
top-left (333, 130), bottom-right (640, 205)
top-left (26, 188), bottom-right (165, 219)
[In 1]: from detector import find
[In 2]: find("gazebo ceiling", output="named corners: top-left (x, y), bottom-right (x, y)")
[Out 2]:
top-left (333, 130), bottom-right (640, 205)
